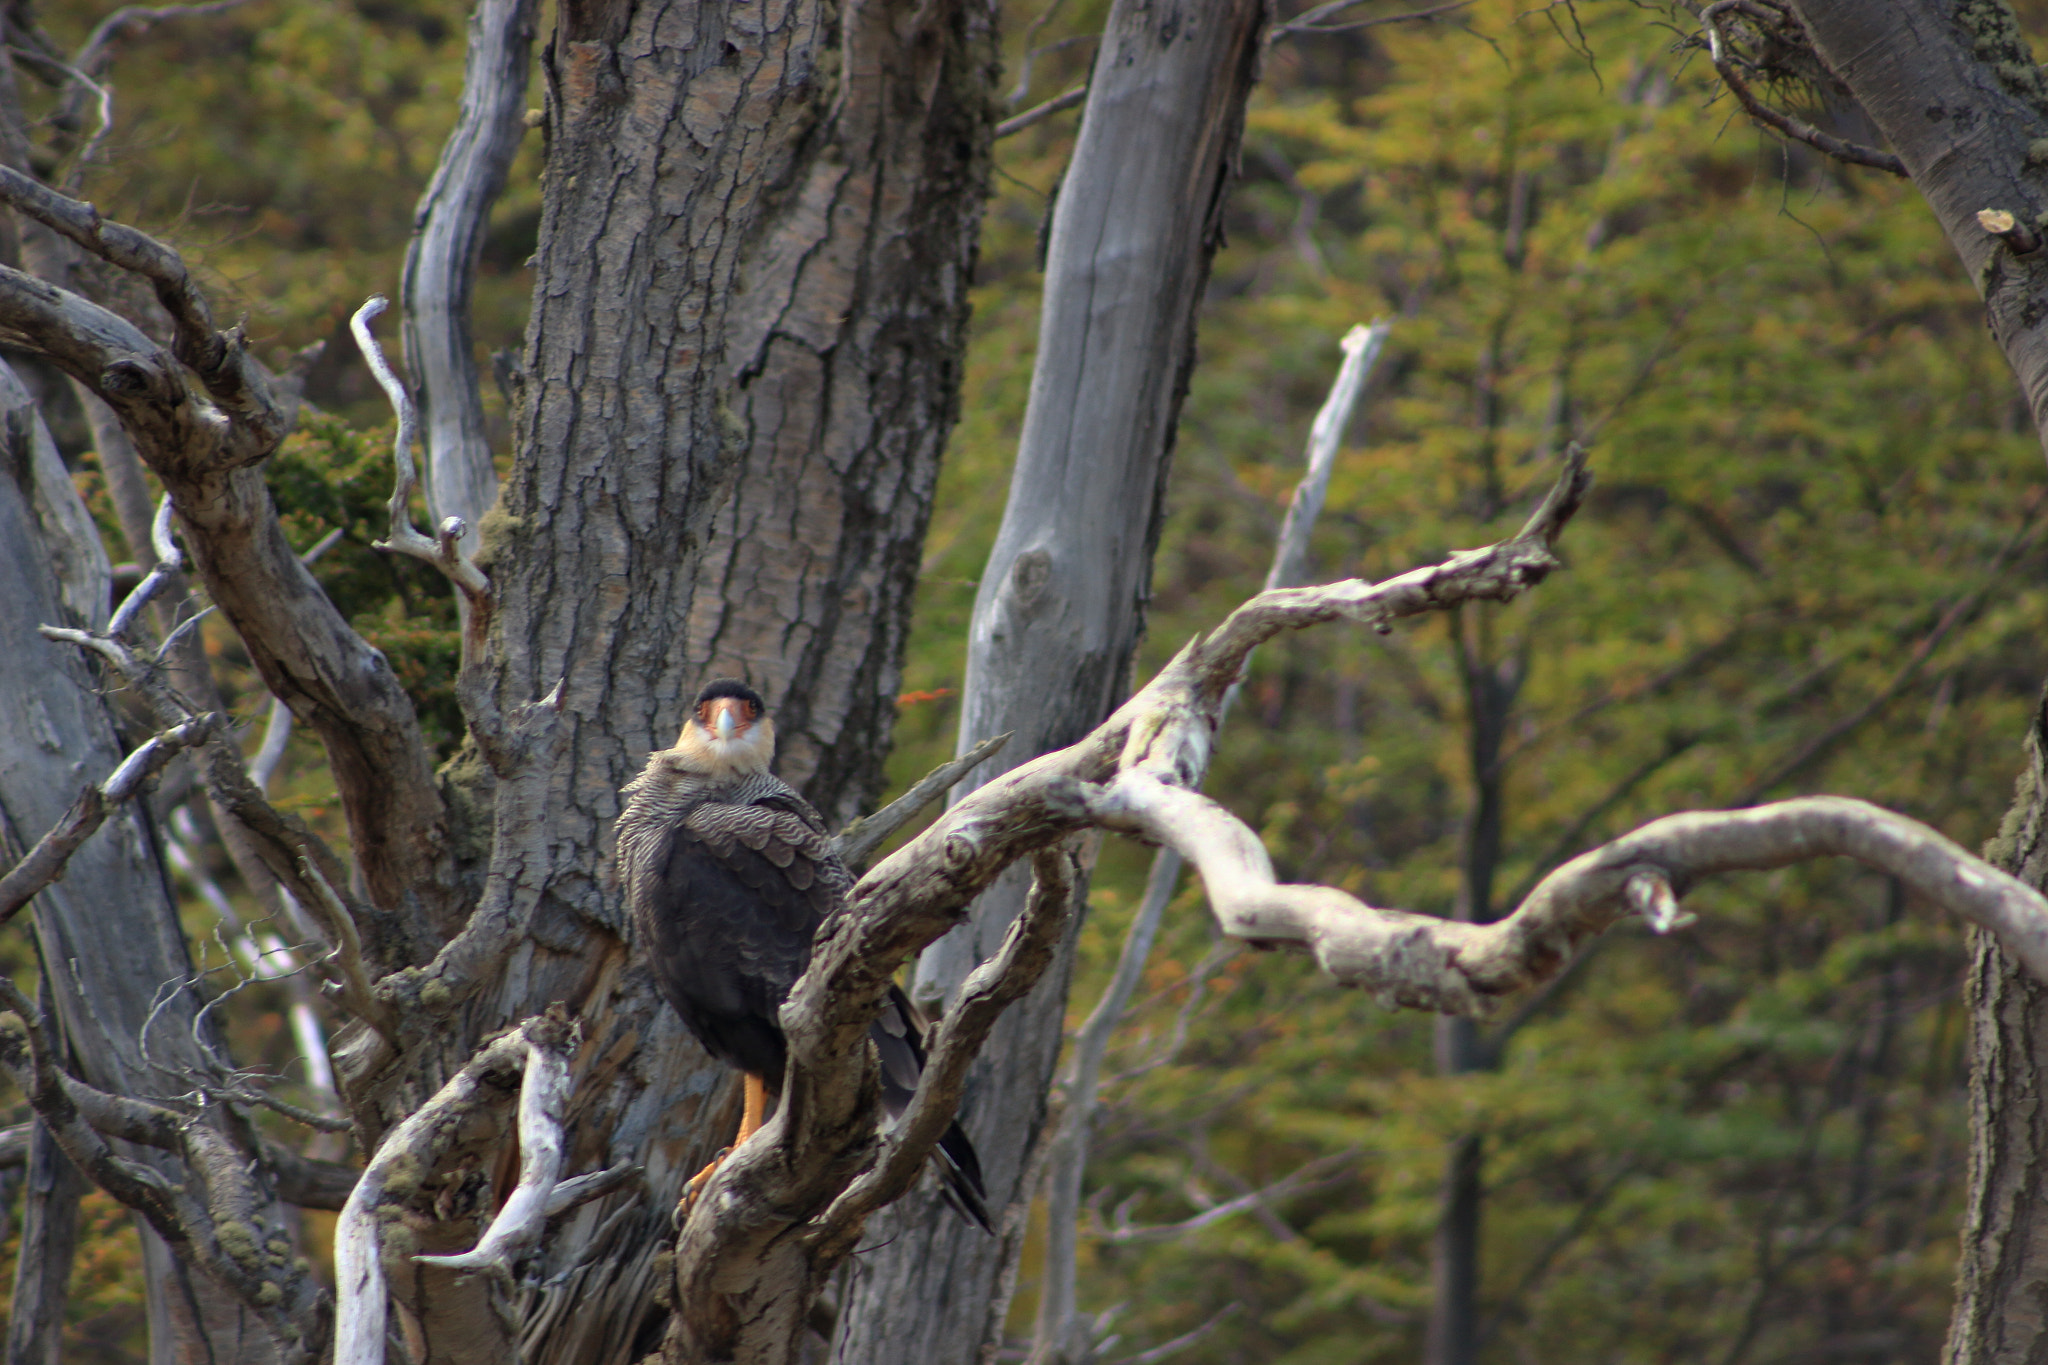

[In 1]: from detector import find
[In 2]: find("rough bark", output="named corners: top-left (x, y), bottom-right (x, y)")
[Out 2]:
top-left (1774, 7), bottom-right (2048, 1360)
top-left (0, 358), bottom-right (313, 1365)
top-left (1950, 691), bottom-right (2048, 1365)
top-left (1788, 0), bottom-right (2048, 445)
top-left (850, 4), bottom-right (1270, 1360)
top-left (355, 1), bottom-right (999, 1361)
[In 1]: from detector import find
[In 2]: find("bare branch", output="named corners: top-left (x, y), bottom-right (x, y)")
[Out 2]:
top-left (1094, 1151), bottom-right (1354, 1245)
top-left (398, 0), bottom-right (535, 563)
top-left (1268, 321), bottom-right (1389, 591)
top-left (1037, 321), bottom-right (1390, 1360)
top-left (1700, 1), bottom-right (1906, 178)
top-left (1082, 776), bottom-right (2048, 1012)
top-left (995, 85), bottom-right (1087, 140)
top-left (541, 1161), bottom-right (643, 1217)
top-left (0, 711), bottom-right (217, 926)
top-left (0, 164), bottom-right (266, 395)
top-left (348, 297), bottom-right (493, 659)
top-left (335, 1019), bottom-right (553, 1365)
top-left (816, 844), bottom-right (1075, 1247)
top-left (414, 1018), bottom-right (575, 1272)
top-left (1275, 0), bottom-right (1475, 38)
top-left (834, 731), bottom-right (1013, 869)
top-left (1104, 1303), bottom-right (1243, 1365)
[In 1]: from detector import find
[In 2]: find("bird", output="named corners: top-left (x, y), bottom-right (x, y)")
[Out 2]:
top-left (616, 677), bottom-right (991, 1231)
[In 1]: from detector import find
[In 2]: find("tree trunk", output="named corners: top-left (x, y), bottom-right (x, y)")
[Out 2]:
top-left (0, 359), bottom-right (300, 1365)
top-left (837, 4), bottom-right (1271, 1361)
top-left (369, 1), bottom-right (997, 1360)
top-left (1426, 619), bottom-right (1521, 1365)
top-left (4, 1116), bottom-right (83, 1365)
top-left (1780, 6), bottom-right (2048, 1359)
top-left (1951, 698), bottom-right (2048, 1365)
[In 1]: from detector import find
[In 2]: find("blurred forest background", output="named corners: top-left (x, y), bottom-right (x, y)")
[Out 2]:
top-left (6, 0), bottom-right (2048, 1361)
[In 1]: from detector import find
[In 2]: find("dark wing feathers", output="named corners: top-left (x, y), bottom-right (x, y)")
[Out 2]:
top-left (633, 781), bottom-right (989, 1230)
top-left (641, 796), bottom-right (843, 1087)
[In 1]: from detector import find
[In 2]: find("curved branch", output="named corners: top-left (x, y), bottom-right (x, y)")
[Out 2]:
top-left (398, 0), bottom-right (535, 561)
top-left (814, 844), bottom-right (1075, 1251)
top-left (349, 298), bottom-right (493, 641)
top-left (1082, 774), bottom-right (2048, 1012)
top-left (334, 1019), bottom-right (551, 1365)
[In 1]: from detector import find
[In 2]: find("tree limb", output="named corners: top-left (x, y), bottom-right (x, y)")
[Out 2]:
top-left (814, 844), bottom-right (1076, 1252)
top-left (334, 1018), bottom-right (557, 1365)
top-left (1700, 0), bottom-right (1906, 178)
top-left (412, 1016), bottom-right (575, 1272)
top-left (398, 0), bottom-right (534, 566)
top-left (0, 711), bottom-right (216, 926)
top-left (1083, 776), bottom-right (2048, 1012)
top-left (833, 732), bottom-right (1013, 870)
top-left (349, 296), bottom-right (493, 662)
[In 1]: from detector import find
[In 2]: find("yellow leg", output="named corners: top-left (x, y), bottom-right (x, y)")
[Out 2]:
top-left (677, 1073), bottom-right (769, 1227)
top-left (736, 1072), bottom-right (768, 1144)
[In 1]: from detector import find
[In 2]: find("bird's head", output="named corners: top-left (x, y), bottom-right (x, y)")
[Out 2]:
top-left (670, 677), bottom-right (775, 780)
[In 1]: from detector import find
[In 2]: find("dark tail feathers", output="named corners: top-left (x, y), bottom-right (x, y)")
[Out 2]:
top-left (872, 985), bottom-right (994, 1234)
top-left (935, 1118), bottom-right (992, 1233)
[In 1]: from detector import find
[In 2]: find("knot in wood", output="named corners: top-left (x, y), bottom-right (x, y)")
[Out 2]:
top-left (943, 831), bottom-right (977, 870)
top-left (1003, 547), bottom-right (1055, 617)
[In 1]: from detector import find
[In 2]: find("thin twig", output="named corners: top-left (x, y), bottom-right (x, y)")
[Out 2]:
top-left (1275, 0), bottom-right (1475, 38)
top-left (348, 297), bottom-right (493, 652)
top-left (834, 732), bottom-right (1012, 869)
top-left (1700, 1), bottom-right (1905, 177)
top-left (996, 85), bottom-right (1088, 140)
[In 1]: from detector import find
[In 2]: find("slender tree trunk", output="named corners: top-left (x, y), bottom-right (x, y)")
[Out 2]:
top-left (835, 5), bottom-right (1271, 1362)
top-left (1778, 7), bottom-right (2048, 1359)
top-left (1427, 616), bottom-right (1520, 1365)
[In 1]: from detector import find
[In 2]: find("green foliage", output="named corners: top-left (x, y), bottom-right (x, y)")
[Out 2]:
top-left (887, 2), bottom-right (2048, 1361)
top-left (269, 413), bottom-right (464, 756)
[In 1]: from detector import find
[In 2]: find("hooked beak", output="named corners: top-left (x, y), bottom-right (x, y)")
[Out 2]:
top-left (703, 696), bottom-right (746, 741)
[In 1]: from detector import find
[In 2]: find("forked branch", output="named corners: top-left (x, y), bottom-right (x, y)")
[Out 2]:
top-left (349, 296), bottom-right (493, 662)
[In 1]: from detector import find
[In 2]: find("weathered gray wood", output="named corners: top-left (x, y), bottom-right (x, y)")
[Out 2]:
top-left (1031, 322), bottom-right (1387, 1365)
top-left (3, 1114), bottom-right (84, 1365)
top-left (399, 0), bottom-right (535, 558)
top-left (0, 358), bottom-right (318, 1364)
top-left (850, 3), bottom-right (1270, 1360)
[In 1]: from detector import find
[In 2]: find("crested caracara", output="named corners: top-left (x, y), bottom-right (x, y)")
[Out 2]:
top-left (617, 678), bottom-right (990, 1230)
